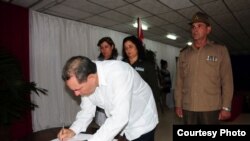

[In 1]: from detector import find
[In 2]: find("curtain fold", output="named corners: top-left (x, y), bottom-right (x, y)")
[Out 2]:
top-left (30, 11), bottom-right (180, 132)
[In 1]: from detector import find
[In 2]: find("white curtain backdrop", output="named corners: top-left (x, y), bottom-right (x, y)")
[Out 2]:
top-left (29, 11), bottom-right (180, 132)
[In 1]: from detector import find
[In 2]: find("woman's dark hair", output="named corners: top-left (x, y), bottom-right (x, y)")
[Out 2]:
top-left (62, 56), bottom-right (97, 83)
top-left (97, 37), bottom-right (118, 60)
top-left (122, 35), bottom-right (145, 61)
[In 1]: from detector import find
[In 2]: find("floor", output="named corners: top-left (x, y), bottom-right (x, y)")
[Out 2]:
top-left (155, 107), bottom-right (250, 141)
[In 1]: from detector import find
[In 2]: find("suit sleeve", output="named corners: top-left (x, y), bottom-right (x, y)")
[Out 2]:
top-left (174, 53), bottom-right (183, 108)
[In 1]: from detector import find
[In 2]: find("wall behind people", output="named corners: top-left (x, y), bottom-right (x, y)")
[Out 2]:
top-left (30, 11), bottom-right (180, 132)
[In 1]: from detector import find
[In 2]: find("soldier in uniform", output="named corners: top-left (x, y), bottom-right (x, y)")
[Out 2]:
top-left (174, 12), bottom-right (234, 124)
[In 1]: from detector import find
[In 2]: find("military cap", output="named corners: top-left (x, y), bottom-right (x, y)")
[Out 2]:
top-left (189, 12), bottom-right (210, 26)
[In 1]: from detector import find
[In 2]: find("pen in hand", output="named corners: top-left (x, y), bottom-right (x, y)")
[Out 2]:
top-left (58, 124), bottom-right (75, 141)
top-left (61, 123), bottom-right (65, 141)
top-left (62, 123), bottom-right (65, 134)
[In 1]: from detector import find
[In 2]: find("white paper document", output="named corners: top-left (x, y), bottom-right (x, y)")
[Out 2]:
top-left (51, 133), bottom-right (92, 141)
top-left (51, 133), bottom-right (118, 141)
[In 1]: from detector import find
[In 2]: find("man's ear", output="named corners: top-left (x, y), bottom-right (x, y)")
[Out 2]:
top-left (87, 74), bottom-right (98, 86)
top-left (87, 74), bottom-right (94, 80)
top-left (207, 26), bottom-right (212, 34)
top-left (87, 74), bottom-right (96, 81)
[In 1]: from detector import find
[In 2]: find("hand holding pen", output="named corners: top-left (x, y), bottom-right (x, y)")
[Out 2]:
top-left (57, 124), bottom-right (76, 141)
top-left (62, 122), bottom-right (65, 135)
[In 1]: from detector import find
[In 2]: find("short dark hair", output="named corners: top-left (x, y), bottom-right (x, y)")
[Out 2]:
top-left (160, 59), bottom-right (168, 68)
top-left (62, 56), bottom-right (97, 83)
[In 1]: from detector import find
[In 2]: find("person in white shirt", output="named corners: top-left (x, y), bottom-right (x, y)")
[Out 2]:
top-left (57, 56), bottom-right (159, 141)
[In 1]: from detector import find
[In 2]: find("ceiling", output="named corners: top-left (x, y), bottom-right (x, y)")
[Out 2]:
top-left (3, 0), bottom-right (250, 55)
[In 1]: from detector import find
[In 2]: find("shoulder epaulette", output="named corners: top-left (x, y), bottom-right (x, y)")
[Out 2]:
top-left (180, 46), bottom-right (189, 52)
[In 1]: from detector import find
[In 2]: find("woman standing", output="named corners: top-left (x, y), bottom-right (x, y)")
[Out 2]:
top-left (122, 35), bottom-right (162, 113)
top-left (160, 59), bottom-right (172, 108)
top-left (95, 37), bottom-right (122, 127)
top-left (97, 37), bottom-right (122, 61)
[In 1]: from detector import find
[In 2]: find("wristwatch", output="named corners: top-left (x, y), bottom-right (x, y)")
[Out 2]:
top-left (222, 107), bottom-right (231, 112)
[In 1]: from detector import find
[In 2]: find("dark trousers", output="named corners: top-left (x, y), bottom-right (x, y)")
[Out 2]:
top-left (133, 129), bottom-right (155, 141)
top-left (122, 129), bottom-right (155, 141)
top-left (183, 110), bottom-right (220, 124)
